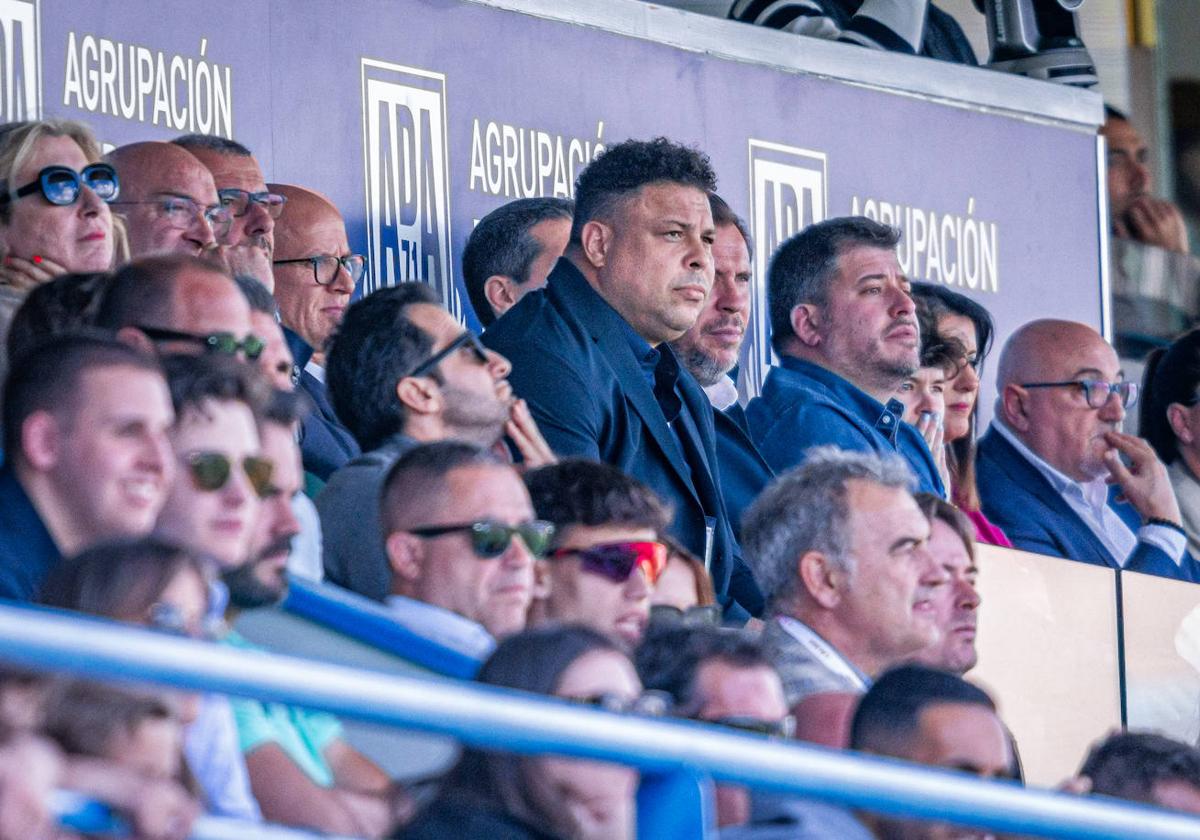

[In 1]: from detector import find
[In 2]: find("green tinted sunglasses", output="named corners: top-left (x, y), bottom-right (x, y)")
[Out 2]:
top-left (408, 519), bottom-right (556, 559)
top-left (185, 451), bottom-right (275, 499)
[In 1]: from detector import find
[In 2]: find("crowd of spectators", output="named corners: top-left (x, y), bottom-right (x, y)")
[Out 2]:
top-left (0, 72), bottom-right (1198, 839)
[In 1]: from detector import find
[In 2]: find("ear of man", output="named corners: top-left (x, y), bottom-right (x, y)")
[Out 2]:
top-left (483, 275), bottom-right (518, 320)
top-left (790, 304), bottom-right (823, 349)
top-left (579, 220), bottom-right (612, 270)
top-left (385, 531), bottom-right (425, 592)
top-left (20, 412), bottom-right (62, 471)
top-left (396, 376), bottom-right (444, 419)
top-left (798, 549), bottom-right (843, 611)
top-left (1000, 384), bottom-right (1032, 433)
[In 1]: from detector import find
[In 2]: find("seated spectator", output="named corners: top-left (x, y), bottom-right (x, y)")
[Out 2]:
top-left (669, 193), bottom-right (774, 540)
top-left (321, 283), bottom-right (551, 600)
top-left (484, 137), bottom-right (760, 618)
top-left (106, 141), bottom-right (230, 259)
top-left (380, 441), bottom-right (549, 653)
top-left (977, 319), bottom-right (1198, 580)
top-left (747, 216), bottom-right (944, 497)
top-left (173, 135), bottom-right (285, 289)
top-left (38, 537), bottom-right (257, 821)
top-left (649, 537), bottom-right (718, 621)
top-left (463, 196), bottom-right (572, 326)
top-left (893, 333), bottom-right (963, 494)
top-left (1140, 329), bottom-right (1200, 558)
top-left (636, 625), bottom-right (791, 829)
top-left (850, 665), bottom-right (1017, 839)
top-left (910, 282), bottom-right (1010, 547)
top-left (400, 625), bottom-right (642, 840)
top-left (729, 0), bottom-right (976, 64)
top-left (220, 389), bottom-right (412, 838)
top-left (94, 254), bottom-right (261, 363)
top-left (741, 447), bottom-right (945, 746)
top-left (155, 354), bottom-right (270, 571)
top-left (910, 493), bottom-right (980, 675)
top-left (1079, 731), bottom-right (1200, 814)
top-left (0, 118), bottom-right (118, 392)
top-left (1103, 107), bottom-right (1189, 255)
top-left (525, 459), bottom-right (672, 649)
top-left (0, 334), bottom-right (173, 600)
top-left (42, 681), bottom-right (187, 782)
top-left (269, 183), bottom-right (361, 481)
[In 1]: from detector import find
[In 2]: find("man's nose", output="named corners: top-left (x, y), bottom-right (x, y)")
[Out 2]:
top-left (487, 348), bottom-right (512, 380)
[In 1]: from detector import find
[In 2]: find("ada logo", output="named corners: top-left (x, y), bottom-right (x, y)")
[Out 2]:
top-left (0, 0), bottom-right (40, 122)
top-left (744, 139), bottom-right (827, 396)
top-left (360, 58), bottom-right (459, 318)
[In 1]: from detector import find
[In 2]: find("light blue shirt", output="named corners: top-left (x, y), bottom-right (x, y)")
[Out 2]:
top-left (384, 594), bottom-right (497, 659)
top-left (184, 694), bottom-right (262, 821)
top-left (992, 420), bottom-right (1185, 567)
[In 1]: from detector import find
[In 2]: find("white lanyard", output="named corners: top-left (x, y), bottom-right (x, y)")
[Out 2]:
top-left (777, 616), bottom-right (869, 692)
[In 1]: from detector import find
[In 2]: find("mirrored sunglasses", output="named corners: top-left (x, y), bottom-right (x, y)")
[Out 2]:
top-left (549, 541), bottom-right (668, 585)
top-left (136, 326), bottom-right (265, 361)
top-left (0, 163), bottom-right (120, 207)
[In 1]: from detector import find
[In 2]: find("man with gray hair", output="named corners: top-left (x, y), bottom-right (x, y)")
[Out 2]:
top-left (745, 216), bottom-right (944, 497)
top-left (463, 197), bottom-right (572, 327)
top-left (741, 447), bottom-right (946, 744)
top-left (173, 134), bottom-right (286, 290)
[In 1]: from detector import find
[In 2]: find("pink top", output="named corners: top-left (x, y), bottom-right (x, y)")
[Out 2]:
top-left (966, 508), bottom-right (1012, 548)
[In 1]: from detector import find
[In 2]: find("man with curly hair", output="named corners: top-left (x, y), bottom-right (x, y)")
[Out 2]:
top-left (483, 137), bottom-right (761, 618)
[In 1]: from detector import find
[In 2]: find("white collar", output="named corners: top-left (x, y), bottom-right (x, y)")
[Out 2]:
top-left (777, 616), bottom-right (870, 691)
top-left (703, 375), bottom-right (740, 411)
top-left (991, 419), bottom-right (1110, 513)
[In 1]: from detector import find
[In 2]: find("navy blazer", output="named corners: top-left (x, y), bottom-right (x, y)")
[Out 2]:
top-left (297, 370), bottom-right (361, 483)
top-left (977, 427), bottom-right (1198, 581)
top-left (0, 465), bottom-right (62, 601)
top-left (483, 260), bottom-right (763, 617)
top-left (713, 403), bottom-right (775, 540)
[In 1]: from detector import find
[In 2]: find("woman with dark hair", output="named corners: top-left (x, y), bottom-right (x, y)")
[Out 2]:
top-left (910, 283), bottom-right (1010, 547)
top-left (1140, 329), bottom-right (1200, 557)
top-left (401, 625), bottom-right (645, 840)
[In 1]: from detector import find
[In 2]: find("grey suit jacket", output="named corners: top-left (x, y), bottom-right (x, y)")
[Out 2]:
top-left (761, 617), bottom-right (868, 707)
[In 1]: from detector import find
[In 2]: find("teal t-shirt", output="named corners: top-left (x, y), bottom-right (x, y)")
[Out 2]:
top-left (223, 631), bottom-right (343, 787)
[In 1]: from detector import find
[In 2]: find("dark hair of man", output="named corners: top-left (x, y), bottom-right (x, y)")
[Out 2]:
top-left (635, 625), bottom-right (768, 715)
top-left (1141, 328), bottom-right (1200, 465)
top-left (379, 440), bottom-right (504, 535)
top-left (2, 332), bottom-right (161, 461)
top-left (325, 283), bottom-right (442, 451)
top-left (171, 133), bottom-right (254, 157)
top-left (523, 458), bottom-right (672, 542)
top-left (93, 254), bottom-right (232, 330)
top-left (42, 680), bottom-right (176, 760)
top-left (234, 274), bottom-right (277, 316)
top-left (708, 192), bottom-right (753, 263)
top-left (911, 282), bottom-right (995, 511)
top-left (6, 271), bottom-right (110, 361)
top-left (463, 197), bottom-right (574, 327)
top-left (161, 353), bottom-right (270, 423)
top-left (1104, 104), bottom-right (1130, 123)
top-left (767, 216), bottom-right (900, 355)
top-left (38, 536), bottom-right (211, 622)
top-left (263, 386), bottom-right (308, 428)
top-left (849, 664), bottom-right (995, 756)
top-left (1079, 731), bottom-right (1200, 804)
top-left (421, 625), bottom-right (621, 832)
top-left (913, 492), bottom-right (976, 563)
top-left (569, 137), bottom-right (717, 246)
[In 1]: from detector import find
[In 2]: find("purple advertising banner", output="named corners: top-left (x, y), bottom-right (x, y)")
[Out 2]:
top-left (4, 0), bottom-right (1103, 398)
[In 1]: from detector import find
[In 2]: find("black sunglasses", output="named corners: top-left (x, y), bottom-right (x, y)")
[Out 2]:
top-left (709, 715), bottom-right (797, 739)
top-left (137, 326), bottom-right (266, 361)
top-left (0, 163), bottom-right (119, 207)
top-left (409, 331), bottom-right (490, 378)
top-left (408, 519), bottom-right (555, 559)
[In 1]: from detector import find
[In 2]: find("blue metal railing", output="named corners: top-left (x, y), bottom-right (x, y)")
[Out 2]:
top-left (3, 602), bottom-right (1200, 840)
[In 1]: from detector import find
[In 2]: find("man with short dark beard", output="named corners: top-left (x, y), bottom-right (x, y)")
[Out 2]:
top-left (669, 194), bottom-right (773, 538)
top-left (222, 389), bottom-right (412, 838)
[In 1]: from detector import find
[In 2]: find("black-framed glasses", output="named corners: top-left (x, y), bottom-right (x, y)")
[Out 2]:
top-left (649, 603), bottom-right (722, 627)
top-left (1020, 379), bottom-right (1138, 409)
top-left (136, 326), bottom-right (265, 361)
top-left (408, 519), bottom-right (556, 559)
top-left (0, 163), bottom-right (120, 207)
top-left (708, 715), bottom-right (797, 739)
top-left (409, 331), bottom-right (490, 378)
top-left (184, 451), bottom-right (275, 499)
top-left (110, 195), bottom-right (232, 236)
top-left (218, 187), bottom-right (287, 219)
top-left (272, 254), bottom-right (366, 286)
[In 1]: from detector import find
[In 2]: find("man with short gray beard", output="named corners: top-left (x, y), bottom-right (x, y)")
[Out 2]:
top-left (745, 216), bottom-right (945, 496)
top-left (669, 194), bottom-right (772, 539)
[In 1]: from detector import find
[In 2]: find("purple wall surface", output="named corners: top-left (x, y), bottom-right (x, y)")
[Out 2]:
top-left (4, 0), bottom-right (1103, 396)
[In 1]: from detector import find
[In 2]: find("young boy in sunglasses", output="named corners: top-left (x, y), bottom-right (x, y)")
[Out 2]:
top-left (524, 459), bottom-right (673, 650)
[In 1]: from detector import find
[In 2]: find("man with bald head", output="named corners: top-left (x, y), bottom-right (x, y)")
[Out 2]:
top-left (173, 135), bottom-right (285, 290)
top-left (93, 255), bottom-right (258, 363)
top-left (269, 183), bottom-right (361, 481)
top-left (977, 318), bottom-right (1197, 580)
top-left (106, 141), bottom-right (231, 259)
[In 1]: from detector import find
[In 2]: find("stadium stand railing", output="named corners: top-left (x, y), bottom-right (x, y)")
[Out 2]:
top-left (3, 603), bottom-right (1200, 840)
